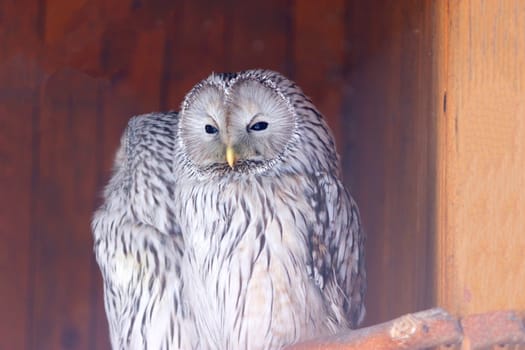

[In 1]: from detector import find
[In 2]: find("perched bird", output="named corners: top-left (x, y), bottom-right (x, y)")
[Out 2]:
top-left (92, 69), bottom-right (365, 350)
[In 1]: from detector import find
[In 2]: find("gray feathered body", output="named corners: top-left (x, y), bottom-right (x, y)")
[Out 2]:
top-left (93, 70), bottom-right (365, 350)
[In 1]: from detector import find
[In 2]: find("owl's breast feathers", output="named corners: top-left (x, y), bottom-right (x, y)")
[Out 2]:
top-left (177, 172), bottom-right (363, 349)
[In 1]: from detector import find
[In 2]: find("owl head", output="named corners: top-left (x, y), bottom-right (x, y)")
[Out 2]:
top-left (179, 69), bottom-right (337, 176)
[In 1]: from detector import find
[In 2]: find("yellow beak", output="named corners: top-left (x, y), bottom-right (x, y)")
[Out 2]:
top-left (226, 145), bottom-right (236, 168)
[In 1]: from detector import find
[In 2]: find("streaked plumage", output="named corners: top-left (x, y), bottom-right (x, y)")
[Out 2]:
top-left (92, 69), bottom-right (365, 350)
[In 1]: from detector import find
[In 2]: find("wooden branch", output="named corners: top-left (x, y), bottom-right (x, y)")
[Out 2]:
top-left (286, 308), bottom-right (461, 350)
top-left (285, 308), bottom-right (525, 350)
top-left (460, 311), bottom-right (525, 349)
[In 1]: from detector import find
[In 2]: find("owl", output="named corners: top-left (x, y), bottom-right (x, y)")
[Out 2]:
top-left (92, 69), bottom-right (365, 350)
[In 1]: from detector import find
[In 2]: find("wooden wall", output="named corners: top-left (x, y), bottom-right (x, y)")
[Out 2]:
top-left (344, 0), bottom-right (437, 324)
top-left (434, 0), bottom-right (525, 316)
top-left (1, 1), bottom-right (523, 349)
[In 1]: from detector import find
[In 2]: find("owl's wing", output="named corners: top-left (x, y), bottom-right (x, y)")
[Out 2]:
top-left (308, 173), bottom-right (366, 328)
top-left (92, 112), bottom-right (194, 349)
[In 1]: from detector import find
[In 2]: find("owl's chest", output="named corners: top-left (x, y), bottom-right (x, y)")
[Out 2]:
top-left (179, 179), bottom-right (312, 264)
top-left (177, 178), bottom-right (328, 348)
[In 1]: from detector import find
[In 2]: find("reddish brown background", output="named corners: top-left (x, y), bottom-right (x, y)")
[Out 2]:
top-left (0, 1), bottom-right (439, 349)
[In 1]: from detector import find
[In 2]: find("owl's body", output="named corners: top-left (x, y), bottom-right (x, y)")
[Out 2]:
top-left (93, 70), bottom-right (365, 350)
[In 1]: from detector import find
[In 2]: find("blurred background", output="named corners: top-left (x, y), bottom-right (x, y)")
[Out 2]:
top-left (2, 0), bottom-right (524, 349)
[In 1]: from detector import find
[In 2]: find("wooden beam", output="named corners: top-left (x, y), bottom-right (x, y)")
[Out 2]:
top-left (0, 0), bottom-right (42, 348)
top-left (0, 51), bottom-right (37, 350)
top-left (31, 70), bottom-right (101, 350)
top-left (435, 0), bottom-right (525, 316)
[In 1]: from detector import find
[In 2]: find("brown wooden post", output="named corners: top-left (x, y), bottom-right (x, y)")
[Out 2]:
top-left (434, 0), bottom-right (525, 316)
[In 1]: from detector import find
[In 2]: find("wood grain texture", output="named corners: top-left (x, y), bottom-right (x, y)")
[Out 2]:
top-left (435, 0), bottom-right (525, 316)
top-left (0, 0), bottom-right (42, 348)
top-left (0, 55), bottom-right (39, 350)
top-left (293, 0), bottom-right (346, 150)
top-left (227, 0), bottom-right (291, 73)
top-left (343, 0), bottom-right (437, 326)
top-left (31, 70), bottom-right (101, 350)
top-left (161, 0), bottom-right (227, 109)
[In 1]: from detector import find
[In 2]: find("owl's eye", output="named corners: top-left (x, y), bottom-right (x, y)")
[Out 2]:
top-left (205, 124), bottom-right (218, 134)
top-left (249, 121), bottom-right (269, 131)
